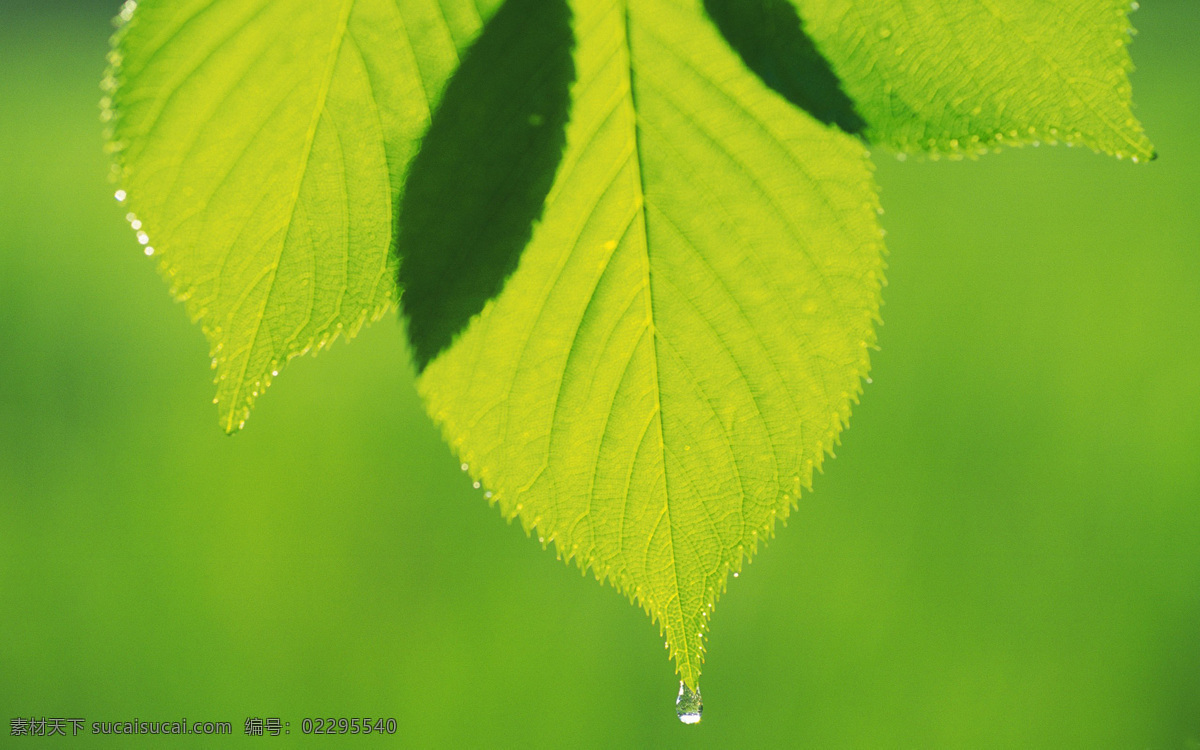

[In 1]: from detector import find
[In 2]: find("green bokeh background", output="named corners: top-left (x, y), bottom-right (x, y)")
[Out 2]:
top-left (2, 2), bottom-right (1197, 746)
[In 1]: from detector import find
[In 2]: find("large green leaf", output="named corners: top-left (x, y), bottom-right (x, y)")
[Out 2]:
top-left (106, 0), bottom-right (499, 432)
top-left (786, 0), bottom-right (1154, 158)
top-left (417, 0), bottom-right (885, 689)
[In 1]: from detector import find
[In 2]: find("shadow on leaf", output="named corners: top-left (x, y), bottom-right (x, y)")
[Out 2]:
top-left (397, 0), bottom-right (575, 371)
top-left (704, 0), bottom-right (865, 134)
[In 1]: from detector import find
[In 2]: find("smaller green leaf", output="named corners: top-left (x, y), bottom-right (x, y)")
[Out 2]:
top-left (106, 0), bottom-right (500, 431)
top-left (786, 0), bottom-right (1155, 159)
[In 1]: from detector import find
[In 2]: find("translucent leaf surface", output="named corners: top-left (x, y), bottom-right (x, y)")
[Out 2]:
top-left (417, 0), bottom-right (885, 687)
top-left (107, 0), bottom-right (499, 431)
top-left (786, 0), bottom-right (1155, 158)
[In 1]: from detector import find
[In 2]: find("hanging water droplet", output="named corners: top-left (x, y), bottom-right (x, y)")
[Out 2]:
top-left (472, 481), bottom-right (481, 489)
top-left (144, 246), bottom-right (154, 256)
top-left (676, 682), bottom-right (702, 725)
top-left (460, 463), bottom-right (469, 471)
top-left (114, 189), bottom-right (127, 202)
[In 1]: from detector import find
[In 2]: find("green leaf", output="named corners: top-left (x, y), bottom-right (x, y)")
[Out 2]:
top-left (106, 0), bottom-right (500, 432)
top-left (417, 0), bottom-right (885, 688)
top-left (784, 0), bottom-right (1155, 158)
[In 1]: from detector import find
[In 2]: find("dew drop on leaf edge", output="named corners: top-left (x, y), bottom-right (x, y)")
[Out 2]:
top-left (676, 682), bottom-right (702, 725)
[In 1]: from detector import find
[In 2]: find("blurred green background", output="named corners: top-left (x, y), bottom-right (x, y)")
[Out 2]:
top-left (2, 1), bottom-right (1197, 747)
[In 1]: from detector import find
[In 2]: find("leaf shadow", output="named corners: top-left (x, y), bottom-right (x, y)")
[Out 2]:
top-left (397, 0), bottom-right (575, 371)
top-left (703, 0), bottom-right (865, 135)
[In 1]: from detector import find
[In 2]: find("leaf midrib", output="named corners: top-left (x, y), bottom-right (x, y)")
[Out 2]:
top-left (620, 0), bottom-right (696, 687)
top-left (222, 0), bottom-right (358, 433)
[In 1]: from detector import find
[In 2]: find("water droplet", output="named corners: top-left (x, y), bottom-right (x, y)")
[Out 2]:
top-left (136, 231), bottom-right (149, 245)
top-left (461, 463), bottom-right (469, 471)
top-left (130, 219), bottom-right (142, 230)
top-left (143, 246), bottom-right (154, 256)
top-left (733, 572), bottom-right (739, 578)
top-left (483, 491), bottom-right (493, 499)
top-left (472, 481), bottom-right (481, 489)
top-left (676, 682), bottom-right (702, 724)
top-left (116, 0), bottom-right (137, 25)
top-left (114, 189), bottom-right (127, 202)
